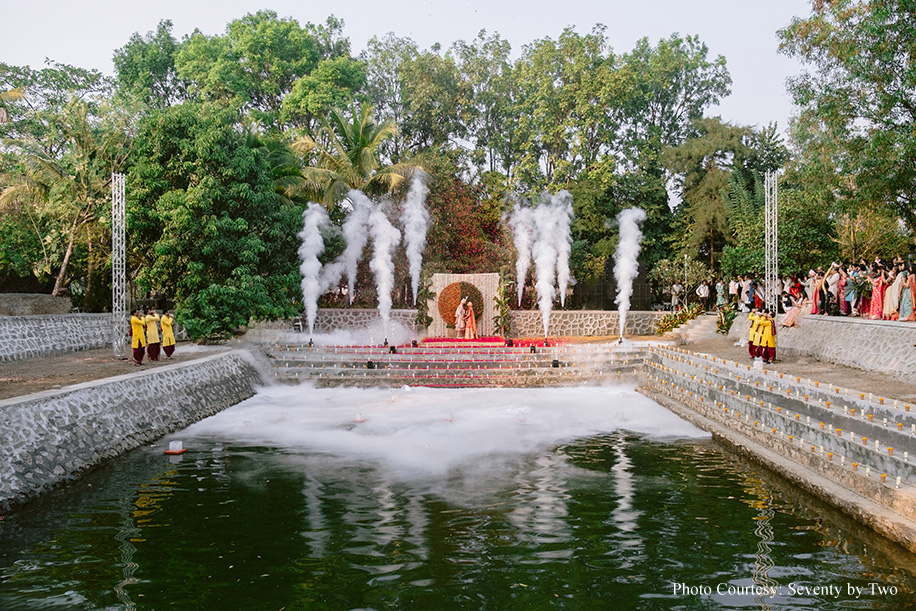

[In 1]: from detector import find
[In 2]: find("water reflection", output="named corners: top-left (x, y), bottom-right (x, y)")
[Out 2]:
top-left (2, 387), bottom-right (916, 609)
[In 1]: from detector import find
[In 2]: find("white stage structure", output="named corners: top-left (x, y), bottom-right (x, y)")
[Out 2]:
top-left (764, 170), bottom-right (779, 314)
top-left (111, 172), bottom-right (127, 358)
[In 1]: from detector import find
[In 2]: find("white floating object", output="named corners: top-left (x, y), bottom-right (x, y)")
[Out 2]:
top-left (164, 440), bottom-right (187, 455)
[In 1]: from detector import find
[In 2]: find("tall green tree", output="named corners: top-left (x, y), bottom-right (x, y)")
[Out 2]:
top-left (113, 19), bottom-right (188, 108)
top-left (175, 10), bottom-right (322, 131)
top-left (452, 31), bottom-right (521, 180)
top-left (289, 103), bottom-right (414, 212)
top-left (514, 25), bottom-right (620, 189)
top-left (779, 0), bottom-right (916, 233)
top-left (360, 33), bottom-right (419, 163)
top-left (129, 102), bottom-right (302, 338)
top-left (1, 100), bottom-right (131, 300)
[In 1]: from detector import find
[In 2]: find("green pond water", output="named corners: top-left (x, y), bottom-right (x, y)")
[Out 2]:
top-left (1, 385), bottom-right (915, 610)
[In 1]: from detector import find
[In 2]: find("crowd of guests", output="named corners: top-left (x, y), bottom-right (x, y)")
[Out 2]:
top-left (129, 308), bottom-right (176, 365)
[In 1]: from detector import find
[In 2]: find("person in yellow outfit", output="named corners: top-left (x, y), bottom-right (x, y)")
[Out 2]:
top-left (747, 309), bottom-right (760, 360)
top-left (145, 309), bottom-right (161, 362)
top-left (759, 310), bottom-right (777, 364)
top-left (130, 309), bottom-right (147, 365)
top-left (161, 310), bottom-right (176, 358)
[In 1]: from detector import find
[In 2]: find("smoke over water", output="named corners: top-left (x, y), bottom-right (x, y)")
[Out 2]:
top-left (178, 385), bottom-right (709, 479)
top-left (508, 191), bottom-right (575, 336)
top-left (613, 208), bottom-right (647, 339)
top-left (402, 172), bottom-right (430, 304)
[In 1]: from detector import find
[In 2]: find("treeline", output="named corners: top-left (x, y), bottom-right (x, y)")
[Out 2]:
top-left (1, 5), bottom-right (913, 337)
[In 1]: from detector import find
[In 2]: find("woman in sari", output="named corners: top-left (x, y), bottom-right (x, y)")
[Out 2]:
top-left (901, 264), bottom-right (916, 322)
top-left (464, 301), bottom-right (479, 339)
top-left (869, 265), bottom-right (886, 320)
top-left (883, 267), bottom-right (904, 320)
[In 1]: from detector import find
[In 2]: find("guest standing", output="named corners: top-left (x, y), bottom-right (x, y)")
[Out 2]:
top-left (161, 310), bottom-right (176, 358)
top-left (696, 281), bottom-right (710, 311)
top-left (130, 309), bottom-right (147, 366)
top-left (145, 309), bottom-right (162, 361)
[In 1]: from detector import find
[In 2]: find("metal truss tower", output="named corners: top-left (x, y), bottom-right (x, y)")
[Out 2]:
top-left (764, 170), bottom-right (779, 314)
top-left (111, 173), bottom-right (127, 358)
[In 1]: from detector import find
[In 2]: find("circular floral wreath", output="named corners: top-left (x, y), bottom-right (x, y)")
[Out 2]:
top-left (438, 282), bottom-right (484, 325)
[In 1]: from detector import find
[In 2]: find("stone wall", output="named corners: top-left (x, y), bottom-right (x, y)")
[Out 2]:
top-left (0, 293), bottom-right (72, 316)
top-left (0, 313), bottom-right (112, 362)
top-left (509, 310), bottom-right (667, 338)
top-left (644, 345), bottom-right (916, 553)
top-left (0, 350), bottom-right (264, 511)
top-left (312, 308), bottom-right (419, 334)
top-left (729, 312), bottom-right (916, 382)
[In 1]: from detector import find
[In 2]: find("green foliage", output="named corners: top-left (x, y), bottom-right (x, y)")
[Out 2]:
top-left (289, 103), bottom-right (413, 212)
top-left (779, 0), bottom-right (916, 233)
top-left (129, 102), bottom-right (301, 339)
top-left (113, 19), bottom-right (187, 108)
top-left (716, 303), bottom-right (737, 334)
top-left (493, 269), bottom-right (514, 336)
top-left (414, 269), bottom-right (436, 330)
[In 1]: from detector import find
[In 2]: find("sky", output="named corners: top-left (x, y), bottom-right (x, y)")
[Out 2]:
top-left (4, 0), bottom-right (811, 134)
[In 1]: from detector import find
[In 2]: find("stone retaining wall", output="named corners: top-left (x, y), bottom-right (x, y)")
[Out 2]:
top-left (0, 293), bottom-right (72, 316)
top-left (509, 310), bottom-right (666, 337)
top-left (312, 308), bottom-right (419, 334)
top-left (729, 312), bottom-right (916, 382)
top-left (0, 350), bottom-right (264, 512)
top-left (644, 345), bottom-right (916, 553)
top-left (0, 313), bottom-right (112, 362)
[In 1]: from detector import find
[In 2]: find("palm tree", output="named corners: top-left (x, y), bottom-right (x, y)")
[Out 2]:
top-left (1, 100), bottom-right (130, 296)
top-left (289, 103), bottom-right (417, 210)
top-left (0, 87), bottom-right (25, 123)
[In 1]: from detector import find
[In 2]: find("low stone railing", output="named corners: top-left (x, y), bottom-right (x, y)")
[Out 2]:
top-left (0, 313), bottom-right (112, 362)
top-left (0, 350), bottom-right (264, 511)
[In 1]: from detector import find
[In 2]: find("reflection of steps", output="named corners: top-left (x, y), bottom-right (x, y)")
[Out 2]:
top-left (674, 314), bottom-right (719, 343)
top-left (262, 343), bottom-right (647, 387)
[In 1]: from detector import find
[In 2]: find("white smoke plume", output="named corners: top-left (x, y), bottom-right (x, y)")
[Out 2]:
top-left (298, 203), bottom-right (330, 336)
top-left (532, 198), bottom-right (560, 337)
top-left (507, 201), bottom-right (535, 306)
top-left (368, 203), bottom-right (402, 334)
top-left (340, 191), bottom-right (374, 302)
top-left (613, 208), bottom-right (647, 338)
top-left (401, 171), bottom-right (430, 304)
top-left (552, 191), bottom-right (574, 307)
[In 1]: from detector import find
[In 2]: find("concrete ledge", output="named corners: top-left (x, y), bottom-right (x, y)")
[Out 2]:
top-left (0, 350), bottom-right (265, 512)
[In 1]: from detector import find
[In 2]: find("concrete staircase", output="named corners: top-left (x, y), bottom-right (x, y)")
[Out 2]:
top-left (673, 313), bottom-right (719, 344)
top-left (261, 342), bottom-right (648, 387)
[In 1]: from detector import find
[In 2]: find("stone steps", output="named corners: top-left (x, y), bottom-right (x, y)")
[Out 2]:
top-left (262, 342), bottom-right (646, 387)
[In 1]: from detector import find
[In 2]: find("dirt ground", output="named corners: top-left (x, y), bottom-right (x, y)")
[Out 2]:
top-left (2, 333), bottom-right (915, 403)
top-left (0, 343), bottom-right (230, 401)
